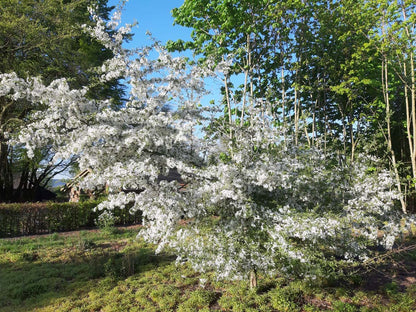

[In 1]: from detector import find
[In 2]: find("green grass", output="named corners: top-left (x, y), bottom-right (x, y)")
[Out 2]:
top-left (0, 228), bottom-right (415, 311)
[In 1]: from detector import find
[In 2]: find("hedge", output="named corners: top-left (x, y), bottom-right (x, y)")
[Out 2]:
top-left (0, 201), bottom-right (142, 238)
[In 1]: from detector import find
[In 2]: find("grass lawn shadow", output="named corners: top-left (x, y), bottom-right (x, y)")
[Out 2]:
top-left (0, 228), bottom-right (175, 312)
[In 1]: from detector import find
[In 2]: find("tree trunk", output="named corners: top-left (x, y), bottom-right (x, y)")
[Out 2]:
top-left (240, 33), bottom-right (251, 126)
top-left (224, 75), bottom-right (233, 139)
top-left (383, 56), bottom-right (407, 213)
top-left (0, 141), bottom-right (13, 202)
top-left (401, 1), bottom-right (416, 196)
top-left (410, 51), bottom-right (416, 194)
top-left (294, 88), bottom-right (299, 146)
top-left (249, 270), bottom-right (257, 289)
top-left (312, 97), bottom-right (317, 146)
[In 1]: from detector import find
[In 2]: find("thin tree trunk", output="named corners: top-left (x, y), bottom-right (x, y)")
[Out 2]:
top-left (249, 270), bottom-right (257, 289)
top-left (410, 51), bottom-right (416, 191)
top-left (401, 1), bottom-right (416, 191)
top-left (0, 141), bottom-right (13, 201)
top-left (383, 56), bottom-right (407, 213)
top-left (404, 61), bottom-right (416, 187)
top-left (323, 94), bottom-right (327, 155)
top-left (240, 34), bottom-right (251, 126)
top-left (312, 97), bottom-right (317, 146)
top-left (294, 88), bottom-right (299, 145)
top-left (381, 9), bottom-right (406, 213)
top-left (281, 67), bottom-right (286, 129)
top-left (224, 75), bottom-right (233, 139)
top-left (349, 110), bottom-right (355, 162)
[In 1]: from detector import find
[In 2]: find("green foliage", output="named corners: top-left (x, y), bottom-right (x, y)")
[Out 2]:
top-left (77, 231), bottom-right (96, 251)
top-left (217, 283), bottom-right (260, 311)
top-left (178, 290), bottom-right (217, 312)
top-left (96, 210), bottom-right (119, 235)
top-left (170, 0), bottom-right (416, 212)
top-left (149, 285), bottom-right (181, 310)
top-left (332, 300), bottom-right (359, 312)
top-left (0, 201), bottom-right (141, 237)
top-left (0, 0), bottom-right (126, 202)
top-left (268, 283), bottom-right (305, 312)
top-left (0, 229), bottom-right (415, 311)
top-left (0, 0), bottom-right (119, 91)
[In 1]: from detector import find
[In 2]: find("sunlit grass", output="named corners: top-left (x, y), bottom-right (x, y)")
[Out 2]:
top-left (0, 227), bottom-right (415, 311)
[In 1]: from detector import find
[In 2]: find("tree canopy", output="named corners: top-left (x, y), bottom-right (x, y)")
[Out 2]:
top-left (171, 0), bottom-right (416, 212)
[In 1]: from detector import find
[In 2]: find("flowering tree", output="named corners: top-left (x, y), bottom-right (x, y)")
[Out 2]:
top-left (1, 6), bottom-right (413, 288)
top-left (0, 0), bottom-right (124, 202)
top-left (166, 115), bottom-right (408, 287)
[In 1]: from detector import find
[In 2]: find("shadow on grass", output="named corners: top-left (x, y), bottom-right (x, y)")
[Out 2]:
top-left (0, 242), bottom-right (175, 312)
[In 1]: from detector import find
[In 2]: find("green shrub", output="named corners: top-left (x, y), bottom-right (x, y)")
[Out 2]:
top-left (0, 201), bottom-right (142, 237)
top-left (178, 289), bottom-right (216, 312)
top-left (268, 284), bottom-right (304, 312)
top-left (96, 210), bottom-right (120, 235)
top-left (149, 285), bottom-right (181, 310)
top-left (332, 300), bottom-right (359, 312)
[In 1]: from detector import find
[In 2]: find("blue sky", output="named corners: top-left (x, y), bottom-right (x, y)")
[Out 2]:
top-left (56, 1), bottom-right (222, 179)
top-left (107, 0), bottom-right (224, 109)
top-left (105, 0), bottom-right (222, 133)
top-left (107, 0), bottom-right (192, 47)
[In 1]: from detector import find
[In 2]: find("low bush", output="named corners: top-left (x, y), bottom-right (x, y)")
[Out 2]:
top-left (0, 201), bottom-right (141, 237)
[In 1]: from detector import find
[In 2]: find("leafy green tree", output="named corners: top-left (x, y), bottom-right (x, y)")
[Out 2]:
top-left (322, 0), bottom-right (415, 212)
top-left (169, 0), bottom-right (297, 138)
top-left (170, 0), bottom-right (416, 212)
top-left (170, 0), bottom-right (377, 151)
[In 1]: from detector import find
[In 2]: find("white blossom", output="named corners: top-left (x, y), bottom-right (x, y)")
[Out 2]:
top-left (1, 5), bottom-right (414, 282)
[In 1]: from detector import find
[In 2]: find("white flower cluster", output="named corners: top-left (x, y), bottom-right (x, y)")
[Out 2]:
top-left (1, 6), bottom-right (413, 282)
top-left (166, 117), bottom-right (410, 280)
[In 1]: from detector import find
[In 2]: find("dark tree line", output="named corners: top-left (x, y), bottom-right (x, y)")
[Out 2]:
top-left (0, 0), bottom-right (125, 202)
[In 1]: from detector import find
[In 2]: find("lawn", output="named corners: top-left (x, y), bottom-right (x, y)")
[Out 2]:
top-left (0, 226), bottom-right (415, 311)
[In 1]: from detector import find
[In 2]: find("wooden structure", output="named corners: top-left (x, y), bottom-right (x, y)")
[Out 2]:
top-left (62, 168), bottom-right (186, 202)
top-left (61, 169), bottom-right (92, 202)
